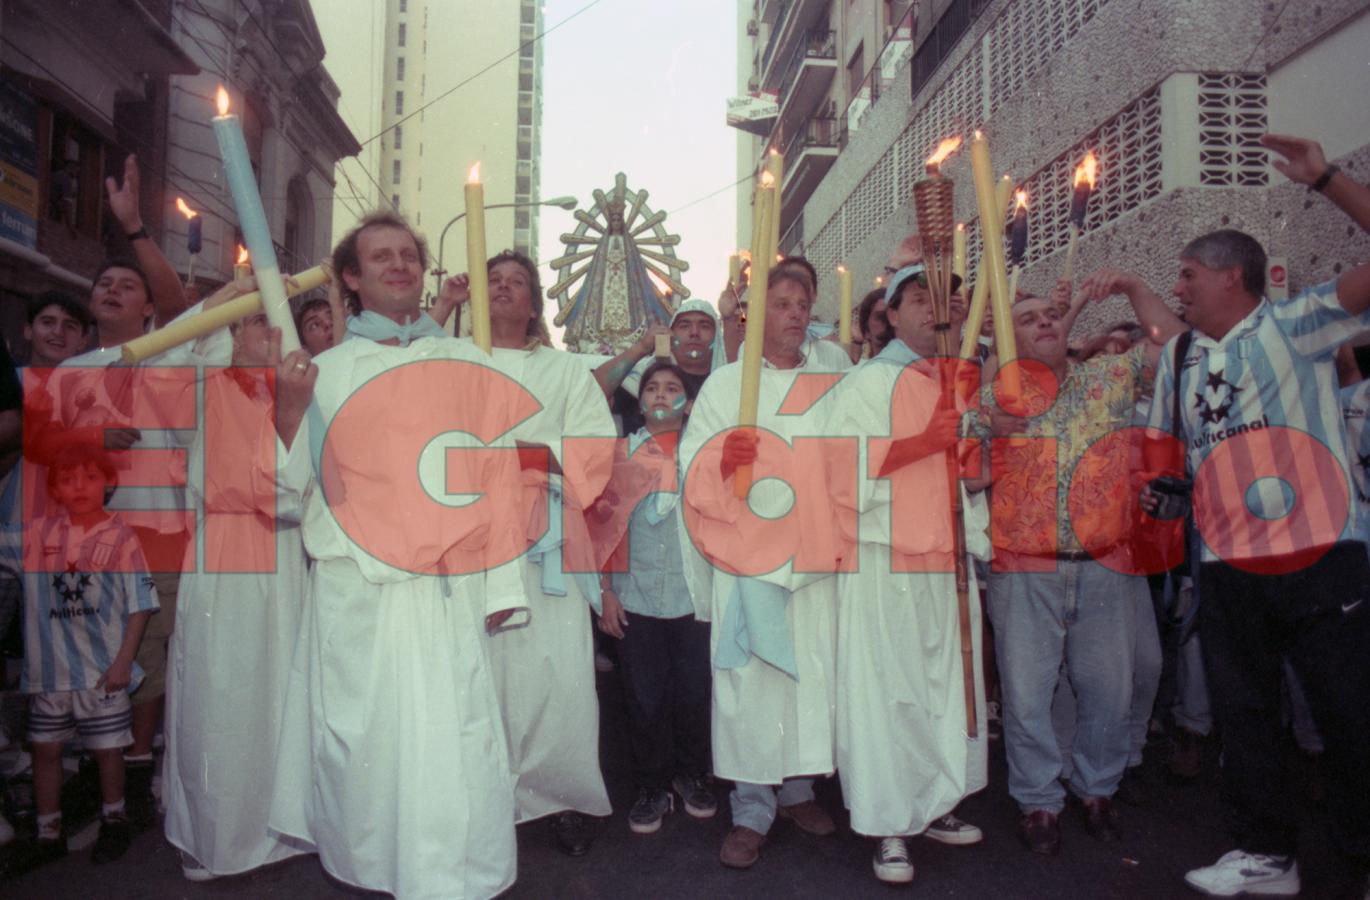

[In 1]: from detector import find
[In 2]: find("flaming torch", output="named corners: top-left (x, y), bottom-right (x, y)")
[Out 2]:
top-left (1062, 151), bottom-right (1097, 284)
top-left (1007, 189), bottom-right (1028, 303)
top-left (176, 197), bottom-right (201, 288)
top-left (910, 135), bottom-right (978, 738)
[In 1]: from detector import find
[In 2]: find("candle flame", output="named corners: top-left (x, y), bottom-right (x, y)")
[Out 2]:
top-left (925, 136), bottom-right (963, 170)
top-left (1015, 189), bottom-right (1028, 210)
top-left (175, 197), bottom-right (197, 219)
top-left (957, 222), bottom-right (966, 232)
top-left (759, 171), bottom-right (775, 188)
top-left (467, 162), bottom-right (481, 183)
top-left (216, 86), bottom-right (230, 116)
top-left (1074, 151), bottom-right (1098, 189)
top-left (236, 244), bottom-right (249, 265)
top-left (836, 264), bottom-right (847, 274)
top-left (775, 253), bottom-right (784, 263)
top-left (974, 130), bottom-right (983, 140)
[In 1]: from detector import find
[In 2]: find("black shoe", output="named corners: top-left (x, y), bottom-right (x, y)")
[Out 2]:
top-left (1115, 766), bottom-right (1147, 807)
top-left (628, 788), bottom-right (672, 834)
top-left (553, 811), bottom-right (593, 857)
top-left (4, 836), bottom-right (66, 877)
top-left (123, 760), bottom-right (155, 830)
top-left (91, 814), bottom-right (134, 864)
top-left (1079, 797), bottom-right (1121, 843)
top-left (671, 774), bottom-right (718, 819)
top-left (1020, 810), bottom-right (1059, 856)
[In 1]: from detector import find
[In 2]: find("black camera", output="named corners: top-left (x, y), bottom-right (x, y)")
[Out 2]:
top-left (1147, 474), bottom-right (1192, 521)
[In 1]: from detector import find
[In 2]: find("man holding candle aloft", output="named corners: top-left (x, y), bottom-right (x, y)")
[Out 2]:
top-left (1111, 134), bottom-right (1370, 899)
top-left (679, 267), bottom-right (846, 870)
top-left (967, 279), bottom-right (1173, 855)
top-left (826, 259), bottom-right (989, 884)
top-left (267, 211), bottom-right (523, 900)
top-left (464, 249), bottom-right (618, 857)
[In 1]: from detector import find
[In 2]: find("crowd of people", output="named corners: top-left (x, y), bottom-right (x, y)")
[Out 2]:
top-left (0, 132), bottom-right (1366, 899)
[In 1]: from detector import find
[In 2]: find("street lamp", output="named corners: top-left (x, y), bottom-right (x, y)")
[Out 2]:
top-left (433, 196), bottom-right (578, 292)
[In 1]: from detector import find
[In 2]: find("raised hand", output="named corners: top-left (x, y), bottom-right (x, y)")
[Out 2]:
top-left (105, 155), bottom-right (143, 233)
top-left (1260, 133), bottom-right (1329, 186)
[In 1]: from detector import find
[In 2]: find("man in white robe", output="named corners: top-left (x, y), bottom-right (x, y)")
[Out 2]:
top-left (680, 268), bottom-right (845, 869)
top-left (826, 262), bottom-right (989, 884)
top-left (269, 212), bottom-right (524, 900)
top-left (465, 250), bottom-right (616, 856)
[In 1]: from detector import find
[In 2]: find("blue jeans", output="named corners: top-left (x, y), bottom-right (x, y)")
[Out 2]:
top-left (989, 559), bottom-right (1142, 813)
top-left (730, 778), bottom-right (815, 834)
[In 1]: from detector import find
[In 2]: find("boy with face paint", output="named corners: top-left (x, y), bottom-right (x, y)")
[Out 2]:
top-left (594, 362), bottom-right (717, 835)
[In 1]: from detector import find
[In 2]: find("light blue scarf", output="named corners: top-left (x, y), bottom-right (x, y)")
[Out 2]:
top-left (344, 310), bottom-right (446, 347)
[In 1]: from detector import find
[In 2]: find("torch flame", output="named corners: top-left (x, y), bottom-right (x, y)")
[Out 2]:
top-left (216, 86), bottom-right (230, 116)
top-left (175, 197), bottom-right (197, 219)
top-left (925, 136), bottom-right (963, 171)
top-left (467, 162), bottom-right (481, 184)
top-left (236, 244), bottom-right (249, 265)
top-left (1015, 189), bottom-right (1028, 210)
top-left (1074, 151), bottom-right (1098, 189)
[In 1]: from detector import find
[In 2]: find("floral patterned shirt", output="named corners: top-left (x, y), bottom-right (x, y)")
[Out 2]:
top-left (971, 344), bottom-right (1153, 556)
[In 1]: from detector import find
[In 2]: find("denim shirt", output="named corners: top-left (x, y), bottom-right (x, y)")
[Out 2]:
top-left (610, 482), bottom-right (693, 620)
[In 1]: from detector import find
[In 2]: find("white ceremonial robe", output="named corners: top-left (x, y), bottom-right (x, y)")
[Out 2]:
top-left (164, 370), bottom-right (309, 874)
top-left (477, 343), bottom-right (616, 822)
top-left (679, 359), bottom-right (843, 785)
top-left (269, 335), bottom-right (526, 900)
top-left (826, 356), bottom-right (989, 837)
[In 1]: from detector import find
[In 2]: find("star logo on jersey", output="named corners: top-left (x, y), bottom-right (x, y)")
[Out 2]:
top-left (52, 562), bottom-right (92, 606)
top-left (1194, 368), bottom-right (1242, 426)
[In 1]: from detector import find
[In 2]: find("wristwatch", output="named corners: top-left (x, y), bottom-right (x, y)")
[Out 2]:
top-left (125, 226), bottom-right (149, 241)
top-left (1311, 164), bottom-right (1340, 193)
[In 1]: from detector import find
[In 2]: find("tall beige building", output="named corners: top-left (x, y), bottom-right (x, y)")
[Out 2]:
top-left (379, 0), bottom-right (427, 225)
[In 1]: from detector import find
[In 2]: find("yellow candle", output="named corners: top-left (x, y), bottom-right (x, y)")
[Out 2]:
top-left (996, 174), bottom-right (1013, 225)
top-left (464, 163), bottom-right (491, 353)
top-left (970, 133), bottom-right (1017, 367)
top-left (765, 149), bottom-right (783, 263)
top-left (655, 333), bottom-right (671, 358)
top-left (728, 253), bottom-right (742, 288)
top-left (952, 224), bottom-right (967, 283)
top-left (958, 262), bottom-right (989, 360)
top-left (837, 264), bottom-right (853, 343)
top-left (736, 173), bottom-right (776, 497)
top-left (122, 265), bottom-right (331, 364)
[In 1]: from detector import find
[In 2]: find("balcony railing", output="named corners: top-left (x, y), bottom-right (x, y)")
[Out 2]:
top-left (783, 115), bottom-right (839, 164)
top-left (776, 29), bottom-right (836, 104)
top-left (760, 0), bottom-right (791, 70)
top-left (843, 5), bottom-right (916, 144)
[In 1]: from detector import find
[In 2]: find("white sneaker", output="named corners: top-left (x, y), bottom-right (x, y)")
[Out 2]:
top-left (1184, 850), bottom-right (1300, 897)
top-left (181, 851), bottom-right (217, 882)
top-left (873, 837), bottom-right (914, 884)
top-left (924, 814), bottom-right (983, 846)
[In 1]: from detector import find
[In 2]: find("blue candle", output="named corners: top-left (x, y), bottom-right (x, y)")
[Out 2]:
top-left (211, 86), bottom-right (300, 352)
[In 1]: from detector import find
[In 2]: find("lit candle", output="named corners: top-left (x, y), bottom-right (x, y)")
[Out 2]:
top-left (1063, 150), bottom-right (1098, 284)
top-left (122, 265), bottom-right (331, 364)
top-left (211, 87), bottom-right (299, 353)
top-left (464, 162), bottom-right (491, 353)
top-left (176, 197), bottom-right (201, 255)
top-left (969, 131), bottom-right (1017, 367)
top-left (736, 172), bottom-right (776, 498)
top-left (765, 148), bottom-right (783, 263)
top-left (233, 244), bottom-right (250, 282)
top-left (953, 223), bottom-right (967, 283)
top-left (837, 264), bottom-right (853, 343)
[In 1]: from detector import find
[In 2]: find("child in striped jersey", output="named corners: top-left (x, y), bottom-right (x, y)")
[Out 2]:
top-left (0, 444), bottom-right (158, 868)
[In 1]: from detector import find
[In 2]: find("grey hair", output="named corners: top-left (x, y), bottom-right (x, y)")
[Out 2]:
top-left (1181, 229), bottom-right (1267, 297)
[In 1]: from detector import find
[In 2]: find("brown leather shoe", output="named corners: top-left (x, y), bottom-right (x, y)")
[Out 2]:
top-left (1020, 810), bottom-right (1060, 856)
top-left (777, 800), bottom-right (836, 836)
top-left (720, 826), bottom-right (766, 868)
top-left (1079, 797), bottom-right (1121, 842)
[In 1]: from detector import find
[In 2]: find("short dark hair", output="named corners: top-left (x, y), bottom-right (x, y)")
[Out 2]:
top-left (46, 443), bottom-right (117, 495)
top-left (856, 287), bottom-right (885, 336)
top-left (26, 290), bottom-right (93, 332)
top-left (766, 267), bottom-right (814, 302)
top-left (293, 295), bottom-right (332, 332)
top-left (639, 360), bottom-right (700, 401)
top-left (331, 210), bottom-right (430, 316)
top-left (93, 258), bottom-right (153, 309)
top-left (488, 249), bottom-right (545, 341)
top-left (1181, 229), bottom-right (1267, 297)
top-left (778, 255), bottom-right (819, 292)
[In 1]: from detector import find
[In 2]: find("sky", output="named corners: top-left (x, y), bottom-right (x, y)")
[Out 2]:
top-left (314, 0), bottom-right (742, 335)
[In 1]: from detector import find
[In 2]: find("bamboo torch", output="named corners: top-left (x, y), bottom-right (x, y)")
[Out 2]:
top-left (911, 136), bottom-right (978, 738)
top-left (1062, 151), bottom-right (1097, 284)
